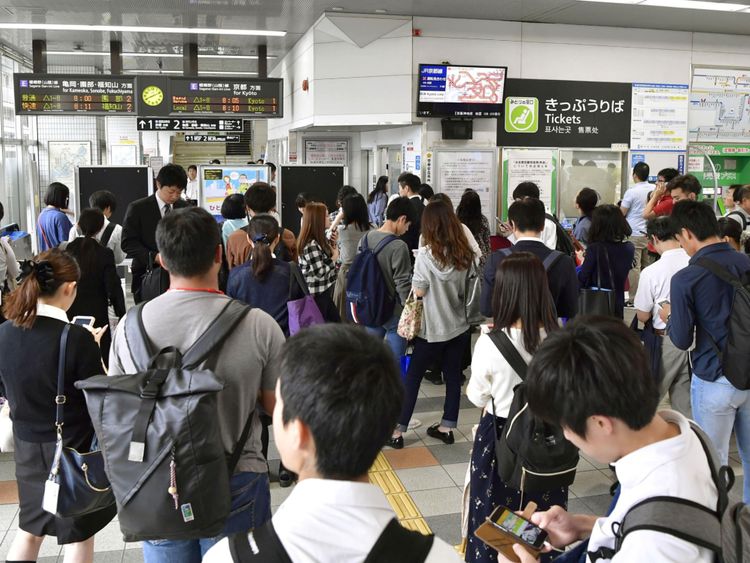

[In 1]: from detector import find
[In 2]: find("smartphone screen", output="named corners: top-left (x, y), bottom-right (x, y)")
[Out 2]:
top-left (492, 508), bottom-right (548, 550)
top-left (72, 316), bottom-right (95, 327)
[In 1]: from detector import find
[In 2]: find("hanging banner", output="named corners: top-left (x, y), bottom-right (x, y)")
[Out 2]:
top-left (498, 79), bottom-right (631, 148)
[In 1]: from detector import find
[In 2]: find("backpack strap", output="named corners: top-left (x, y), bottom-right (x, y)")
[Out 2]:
top-left (100, 222), bottom-right (116, 248)
top-left (181, 299), bottom-right (251, 369)
top-left (728, 211), bottom-right (747, 230)
top-left (228, 522), bottom-right (294, 563)
top-left (695, 257), bottom-right (747, 291)
top-left (124, 303), bottom-right (154, 373)
top-left (487, 330), bottom-right (528, 380)
top-left (542, 250), bottom-right (564, 272)
top-left (372, 234), bottom-right (399, 256)
top-left (363, 518), bottom-right (434, 563)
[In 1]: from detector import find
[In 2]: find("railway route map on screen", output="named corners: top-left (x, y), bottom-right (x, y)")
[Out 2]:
top-left (420, 65), bottom-right (506, 104)
top-left (689, 67), bottom-right (750, 143)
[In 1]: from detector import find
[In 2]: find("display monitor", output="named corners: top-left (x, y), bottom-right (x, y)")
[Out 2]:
top-left (417, 64), bottom-right (507, 118)
top-left (199, 165), bottom-right (270, 220)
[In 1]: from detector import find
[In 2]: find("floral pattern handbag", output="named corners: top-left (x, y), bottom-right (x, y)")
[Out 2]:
top-left (397, 289), bottom-right (423, 341)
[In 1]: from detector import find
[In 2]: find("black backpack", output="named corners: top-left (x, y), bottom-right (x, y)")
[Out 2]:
top-left (75, 300), bottom-right (253, 541)
top-left (488, 330), bottom-right (579, 493)
top-left (227, 518), bottom-right (434, 563)
top-left (546, 213), bottom-right (576, 257)
top-left (728, 211), bottom-right (748, 231)
top-left (695, 257), bottom-right (750, 390)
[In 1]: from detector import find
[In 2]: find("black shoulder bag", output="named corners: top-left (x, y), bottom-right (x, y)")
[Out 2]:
top-left (44, 325), bottom-right (115, 518)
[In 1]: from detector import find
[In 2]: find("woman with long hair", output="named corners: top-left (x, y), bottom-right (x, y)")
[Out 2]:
top-left (0, 249), bottom-right (114, 563)
top-left (297, 202), bottom-right (340, 322)
top-left (37, 182), bottom-right (73, 251)
top-left (573, 187), bottom-right (599, 247)
top-left (333, 194), bottom-right (372, 320)
top-left (65, 209), bottom-right (125, 364)
top-left (389, 200), bottom-right (473, 449)
top-left (465, 252), bottom-right (566, 563)
top-left (578, 204), bottom-right (635, 318)
top-left (456, 189), bottom-right (491, 270)
top-left (367, 176), bottom-right (389, 227)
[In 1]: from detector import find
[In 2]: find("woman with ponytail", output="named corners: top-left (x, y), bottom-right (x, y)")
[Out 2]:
top-left (65, 209), bottom-right (126, 365)
top-left (0, 249), bottom-right (115, 563)
top-left (226, 214), bottom-right (308, 337)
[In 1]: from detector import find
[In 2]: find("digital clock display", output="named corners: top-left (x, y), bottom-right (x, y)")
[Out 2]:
top-left (14, 74), bottom-right (136, 115)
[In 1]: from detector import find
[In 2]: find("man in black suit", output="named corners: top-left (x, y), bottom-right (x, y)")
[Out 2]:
top-left (122, 163), bottom-right (189, 301)
top-left (398, 172), bottom-right (424, 256)
top-left (481, 198), bottom-right (578, 319)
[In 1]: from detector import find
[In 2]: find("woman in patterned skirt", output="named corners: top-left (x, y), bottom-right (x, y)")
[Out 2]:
top-left (465, 252), bottom-right (567, 563)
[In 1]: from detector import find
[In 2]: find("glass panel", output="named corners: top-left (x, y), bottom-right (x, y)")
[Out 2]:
top-left (558, 150), bottom-right (626, 223)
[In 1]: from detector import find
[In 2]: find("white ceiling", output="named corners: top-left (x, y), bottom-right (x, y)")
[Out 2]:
top-left (0, 0), bottom-right (748, 72)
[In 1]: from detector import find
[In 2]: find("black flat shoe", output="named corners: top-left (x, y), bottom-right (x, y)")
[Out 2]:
top-left (279, 465), bottom-right (296, 488)
top-left (424, 370), bottom-right (444, 385)
top-left (387, 436), bottom-right (404, 449)
top-left (426, 423), bottom-right (454, 445)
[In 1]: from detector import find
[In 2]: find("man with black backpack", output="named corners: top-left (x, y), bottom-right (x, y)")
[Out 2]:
top-left (482, 199), bottom-right (578, 320)
top-left (499, 317), bottom-right (719, 563)
top-left (204, 325), bottom-right (461, 563)
top-left (107, 207), bottom-right (286, 562)
top-left (661, 200), bottom-right (750, 503)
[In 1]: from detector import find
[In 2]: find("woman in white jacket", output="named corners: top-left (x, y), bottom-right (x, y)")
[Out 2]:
top-left (465, 252), bottom-right (567, 563)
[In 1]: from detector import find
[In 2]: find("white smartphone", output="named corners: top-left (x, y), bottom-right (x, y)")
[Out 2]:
top-left (71, 316), bottom-right (95, 327)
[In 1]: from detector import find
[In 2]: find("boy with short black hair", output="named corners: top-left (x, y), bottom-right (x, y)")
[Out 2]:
top-left (500, 316), bottom-right (717, 563)
top-left (505, 181), bottom-right (558, 250)
top-left (204, 325), bottom-right (460, 563)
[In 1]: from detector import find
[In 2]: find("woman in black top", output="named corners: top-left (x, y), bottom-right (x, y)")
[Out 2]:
top-left (577, 204), bottom-right (636, 318)
top-left (0, 249), bottom-right (115, 562)
top-left (66, 209), bottom-right (126, 365)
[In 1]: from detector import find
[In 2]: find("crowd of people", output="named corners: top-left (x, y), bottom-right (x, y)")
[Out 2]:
top-left (0, 160), bottom-right (748, 563)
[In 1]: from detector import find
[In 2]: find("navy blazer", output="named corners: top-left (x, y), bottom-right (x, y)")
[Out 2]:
top-left (481, 239), bottom-right (579, 319)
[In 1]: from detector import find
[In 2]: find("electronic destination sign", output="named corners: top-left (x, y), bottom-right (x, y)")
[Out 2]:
top-left (14, 74), bottom-right (136, 115)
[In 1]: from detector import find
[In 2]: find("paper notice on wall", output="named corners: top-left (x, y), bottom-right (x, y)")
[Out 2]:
top-left (436, 151), bottom-right (495, 214)
top-left (505, 150), bottom-right (555, 211)
top-left (688, 155), bottom-right (704, 172)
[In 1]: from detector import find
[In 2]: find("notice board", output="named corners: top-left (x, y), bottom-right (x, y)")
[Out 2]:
top-left (76, 166), bottom-right (153, 226)
top-left (279, 165), bottom-right (346, 236)
top-left (501, 149), bottom-right (557, 220)
top-left (433, 149), bottom-right (497, 230)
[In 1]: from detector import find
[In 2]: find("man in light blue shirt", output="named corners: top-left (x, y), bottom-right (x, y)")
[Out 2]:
top-left (620, 161), bottom-right (653, 301)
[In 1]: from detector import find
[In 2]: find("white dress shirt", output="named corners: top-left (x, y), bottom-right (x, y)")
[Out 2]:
top-left (67, 217), bottom-right (125, 264)
top-left (36, 303), bottom-right (69, 323)
top-left (468, 327), bottom-right (540, 417)
top-left (185, 178), bottom-right (199, 201)
top-left (155, 191), bottom-right (172, 218)
top-left (633, 248), bottom-right (690, 330)
top-left (203, 479), bottom-right (462, 563)
top-left (587, 410), bottom-right (717, 562)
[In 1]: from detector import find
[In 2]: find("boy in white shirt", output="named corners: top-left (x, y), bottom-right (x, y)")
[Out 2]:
top-left (204, 325), bottom-right (461, 563)
top-left (634, 216), bottom-right (691, 417)
top-left (500, 317), bottom-right (717, 563)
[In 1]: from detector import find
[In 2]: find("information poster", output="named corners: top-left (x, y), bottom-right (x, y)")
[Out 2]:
top-left (48, 141), bottom-right (91, 197)
top-left (630, 83), bottom-right (689, 151)
top-left (502, 149), bottom-right (556, 219)
top-left (434, 150), bottom-right (497, 222)
top-left (304, 140), bottom-right (349, 165)
top-left (689, 67), bottom-right (750, 143)
top-left (199, 165), bottom-right (269, 219)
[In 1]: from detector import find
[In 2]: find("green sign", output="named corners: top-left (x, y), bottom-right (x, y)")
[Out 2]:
top-left (689, 143), bottom-right (750, 157)
top-left (505, 97), bottom-right (539, 133)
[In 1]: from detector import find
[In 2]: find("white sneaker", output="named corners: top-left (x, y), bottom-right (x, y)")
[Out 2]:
top-left (408, 418), bottom-right (422, 430)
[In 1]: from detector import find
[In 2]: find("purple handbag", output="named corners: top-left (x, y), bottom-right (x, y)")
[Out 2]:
top-left (287, 264), bottom-right (325, 335)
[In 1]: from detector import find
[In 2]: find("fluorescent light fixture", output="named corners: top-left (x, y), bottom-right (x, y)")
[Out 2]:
top-left (127, 69), bottom-right (182, 74)
top-left (578, 0), bottom-right (750, 9)
top-left (0, 22), bottom-right (286, 37)
top-left (47, 50), bottom-right (274, 60)
top-left (127, 69), bottom-right (259, 76)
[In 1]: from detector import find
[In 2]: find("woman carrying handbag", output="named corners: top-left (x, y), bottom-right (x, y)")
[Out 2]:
top-left (0, 249), bottom-right (115, 563)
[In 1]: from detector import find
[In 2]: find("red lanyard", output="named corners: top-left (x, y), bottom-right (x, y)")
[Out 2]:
top-left (169, 288), bottom-right (225, 295)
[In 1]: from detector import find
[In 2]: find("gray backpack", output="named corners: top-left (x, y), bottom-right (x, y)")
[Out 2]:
top-left (603, 422), bottom-right (750, 563)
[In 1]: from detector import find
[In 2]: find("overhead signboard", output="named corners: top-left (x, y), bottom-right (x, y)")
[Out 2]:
top-left (14, 73), bottom-right (136, 115)
top-left (498, 78), bottom-right (632, 148)
top-left (689, 67), bottom-right (750, 143)
top-left (136, 117), bottom-right (244, 131)
top-left (137, 76), bottom-right (283, 117)
top-left (185, 134), bottom-right (241, 143)
top-left (630, 83), bottom-right (689, 151)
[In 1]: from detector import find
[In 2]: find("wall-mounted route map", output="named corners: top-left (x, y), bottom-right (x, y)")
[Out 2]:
top-left (689, 67), bottom-right (750, 143)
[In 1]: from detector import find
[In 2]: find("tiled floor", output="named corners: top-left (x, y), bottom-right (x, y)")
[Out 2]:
top-left (0, 304), bottom-right (744, 560)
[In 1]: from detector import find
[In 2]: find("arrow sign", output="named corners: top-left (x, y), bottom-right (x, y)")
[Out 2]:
top-left (136, 117), bottom-right (244, 131)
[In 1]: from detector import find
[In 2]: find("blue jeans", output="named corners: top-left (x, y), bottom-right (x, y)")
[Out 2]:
top-left (398, 331), bottom-right (470, 433)
top-left (142, 471), bottom-right (271, 563)
top-left (365, 311), bottom-right (407, 369)
top-left (692, 375), bottom-right (750, 503)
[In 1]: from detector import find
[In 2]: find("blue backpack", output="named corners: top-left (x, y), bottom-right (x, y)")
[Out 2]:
top-left (346, 233), bottom-right (399, 326)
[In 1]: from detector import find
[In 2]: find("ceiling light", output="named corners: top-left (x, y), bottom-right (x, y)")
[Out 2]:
top-left (127, 69), bottom-right (182, 74)
top-left (374, 9), bottom-right (388, 13)
top-left (47, 50), bottom-right (274, 60)
top-left (126, 70), bottom-right (259, 76)
top-left (47, 50), bottom-right (109, 56)
top-left (578, 0), bottom-right (750, 9)
top-left (0, 22), bottom-right (286, 37)
top-left (331, 6), bottom-right (345, 11)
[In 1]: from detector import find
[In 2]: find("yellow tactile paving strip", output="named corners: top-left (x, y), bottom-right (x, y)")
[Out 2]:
top-left (368, 452), bottom-right (432, 533)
